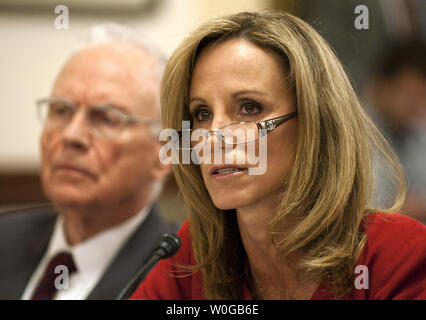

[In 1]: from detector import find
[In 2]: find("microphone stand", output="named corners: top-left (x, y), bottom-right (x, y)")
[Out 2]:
top-left (116, 253), bottom-right (162, 300)
top-left (116, 233), bottom-right (181, 300)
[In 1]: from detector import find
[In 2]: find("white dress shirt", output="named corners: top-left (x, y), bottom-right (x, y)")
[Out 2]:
top-left (21, 206), bottom-right (151, 300)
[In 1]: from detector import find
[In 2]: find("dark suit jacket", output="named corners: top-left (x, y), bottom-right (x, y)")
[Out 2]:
top-left (0, 204), bottom-right (179, 300)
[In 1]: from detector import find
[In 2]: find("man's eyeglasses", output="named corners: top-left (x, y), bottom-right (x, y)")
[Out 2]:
top-left (36, 97), bottom-right (161, 139)
top-left (173, 111), bottom-right (297, 150)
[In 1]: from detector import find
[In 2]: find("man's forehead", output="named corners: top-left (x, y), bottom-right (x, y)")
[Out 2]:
top-left (52, 42), bottom-right (160, 117)
top-left (57, 42), bottom-right (158, 84)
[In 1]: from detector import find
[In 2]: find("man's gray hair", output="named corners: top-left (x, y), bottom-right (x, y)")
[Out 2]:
top-left (76, 22), bottom-right (167, 87)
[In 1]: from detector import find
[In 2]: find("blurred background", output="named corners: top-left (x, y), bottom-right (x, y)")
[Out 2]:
top-left (0, 0), bottom-right (425, 224)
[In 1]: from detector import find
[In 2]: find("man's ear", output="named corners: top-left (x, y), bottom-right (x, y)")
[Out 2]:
top-left (152, 161), bottom-right (172, 181)
top-left (151, 141), bottom-right (172, 180)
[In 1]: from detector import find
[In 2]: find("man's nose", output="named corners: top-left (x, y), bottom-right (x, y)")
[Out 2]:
top-left (61, 109), bottom-right (91, 149)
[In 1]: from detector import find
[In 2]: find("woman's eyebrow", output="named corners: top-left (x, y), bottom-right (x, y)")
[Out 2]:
top-left (189, 89), bottom-right (267, 105)
top-left (231, 90), bottom-right (267, 98)
top-left (189, 97), bottom-right (206, 104)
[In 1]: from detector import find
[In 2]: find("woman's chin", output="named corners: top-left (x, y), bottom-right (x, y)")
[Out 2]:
top-left (211, 196), bottom-right (243, 211)
top-left (206, 185), bottom-right (258, 211)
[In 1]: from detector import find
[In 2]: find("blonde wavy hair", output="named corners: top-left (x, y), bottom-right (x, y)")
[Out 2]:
top-left (161, 11), bottom-right (406, 299)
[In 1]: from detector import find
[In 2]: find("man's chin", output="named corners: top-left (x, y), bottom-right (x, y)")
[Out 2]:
top-left (45, 187), bottom-right (94, 208)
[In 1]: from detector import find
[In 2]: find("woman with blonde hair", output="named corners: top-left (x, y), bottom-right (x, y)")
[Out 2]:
top-left (131, 11), bottom-right (426, 299)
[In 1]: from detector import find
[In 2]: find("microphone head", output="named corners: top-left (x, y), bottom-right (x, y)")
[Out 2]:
top-left (155, 233), bottom-right (181, 259)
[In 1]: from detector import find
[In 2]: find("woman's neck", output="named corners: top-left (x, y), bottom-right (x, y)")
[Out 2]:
top-left (235, 193), bottom-right (302, 299)
top-left (236, 197), bottom-right (278, 255)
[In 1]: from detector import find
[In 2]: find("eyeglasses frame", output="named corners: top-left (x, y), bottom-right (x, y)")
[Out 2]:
top-left (35, 96), bottom-right (161, 138)
top-left (175, 111), bottom-right (298, 150)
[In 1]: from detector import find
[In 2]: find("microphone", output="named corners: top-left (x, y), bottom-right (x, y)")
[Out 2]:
top-left (116, 233), bottom-right (181, 300)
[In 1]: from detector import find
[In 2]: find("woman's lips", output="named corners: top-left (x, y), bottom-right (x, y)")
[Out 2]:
top-left (209, 165), bottom-right (248, 179)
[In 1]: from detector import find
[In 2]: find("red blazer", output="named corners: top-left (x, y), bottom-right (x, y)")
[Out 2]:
top-left (131, 212), bottom-right (426, 300)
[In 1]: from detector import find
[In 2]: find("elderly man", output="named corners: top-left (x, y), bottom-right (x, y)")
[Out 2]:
top-left (0, 24), bottom-right (177, 299)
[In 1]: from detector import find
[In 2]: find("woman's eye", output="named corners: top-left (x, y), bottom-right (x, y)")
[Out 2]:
top-left (240, 101), bottom-right (261, 115)
top-left (192, 108), bottom-right (212, 121)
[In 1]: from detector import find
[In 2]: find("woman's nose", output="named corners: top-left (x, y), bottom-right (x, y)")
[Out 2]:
top-left (209, 112), bottom-right (233, 130)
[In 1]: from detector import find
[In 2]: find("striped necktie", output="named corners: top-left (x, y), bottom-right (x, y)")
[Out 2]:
top-left (31, 251), bottom-right (77, 300)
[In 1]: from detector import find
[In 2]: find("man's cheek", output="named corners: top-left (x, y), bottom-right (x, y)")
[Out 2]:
top-left (40, 138), bottom-right (51, 178)
top-left (41, 131), bottom-right (57, 162)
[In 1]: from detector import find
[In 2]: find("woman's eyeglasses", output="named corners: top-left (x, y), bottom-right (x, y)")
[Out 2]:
top-left (172, 111), bottom-right (297, 150)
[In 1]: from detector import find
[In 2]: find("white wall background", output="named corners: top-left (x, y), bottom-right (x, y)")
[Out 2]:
top-left (0, 0), bottom-right (270, 173)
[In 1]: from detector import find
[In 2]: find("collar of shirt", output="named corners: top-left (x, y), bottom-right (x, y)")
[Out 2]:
top-left (46, 205), bottom-right (151, 288)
